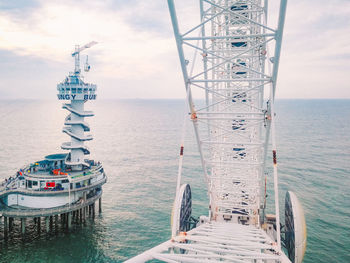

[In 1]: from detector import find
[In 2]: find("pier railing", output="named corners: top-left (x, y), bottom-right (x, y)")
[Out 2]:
top-left (0, 173), bottom-right (106, 197)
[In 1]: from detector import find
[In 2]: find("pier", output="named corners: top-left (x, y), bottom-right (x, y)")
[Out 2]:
top-left (0, 42), bottom-right (107, 240)
top-left (1, 191), bottom-right (102, 237)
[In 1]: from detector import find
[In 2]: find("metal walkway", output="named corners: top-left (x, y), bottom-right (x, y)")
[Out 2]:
top-left (127, 221), bottom-right (290, 262)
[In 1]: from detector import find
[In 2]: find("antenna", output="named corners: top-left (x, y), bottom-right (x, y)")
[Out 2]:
top-left (84, 56), bottom-right (91, 72)
top-left (72, 41), bottom-right (98, 74)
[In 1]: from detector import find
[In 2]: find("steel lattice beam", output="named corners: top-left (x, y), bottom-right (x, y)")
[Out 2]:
top-left (126, 0), bottom-right (289, 261)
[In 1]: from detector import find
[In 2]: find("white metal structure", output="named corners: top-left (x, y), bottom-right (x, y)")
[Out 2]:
top-left (285, 191), bottom-right (307, 263)
top-left (59, 42), bottom-right (98, 170)
top-left (0, 43), bottom-right (106, 216)
top-left (126, 0), bottom-right (306, 262)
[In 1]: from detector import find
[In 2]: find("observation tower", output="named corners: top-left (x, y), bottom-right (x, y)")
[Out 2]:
top-left (0, 42), bottom-right (106, 235)
top-left (127, 0), bottom-right (307, 262)
top-left (59, 42), bottom-right (97, 171)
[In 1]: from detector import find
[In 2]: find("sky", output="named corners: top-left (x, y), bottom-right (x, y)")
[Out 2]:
top-left (0, 0), bottom-right (349, 100)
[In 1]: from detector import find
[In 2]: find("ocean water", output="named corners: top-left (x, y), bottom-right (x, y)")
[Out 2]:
top-left (0, 99), bottom-right (349, 262)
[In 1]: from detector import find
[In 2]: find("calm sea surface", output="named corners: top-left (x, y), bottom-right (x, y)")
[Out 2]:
top-left (0, 99), bottom-right (349, 262)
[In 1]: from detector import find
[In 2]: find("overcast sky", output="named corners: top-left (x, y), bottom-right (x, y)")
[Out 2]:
top-left (0, 0), bottom-right (349, 100)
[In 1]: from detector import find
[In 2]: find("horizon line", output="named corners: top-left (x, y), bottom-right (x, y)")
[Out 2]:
top-left (1, 98), bottom-right (350, 101)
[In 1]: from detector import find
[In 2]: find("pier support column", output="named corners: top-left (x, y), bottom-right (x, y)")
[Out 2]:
top-left (61, 213), bottom-right (66, 228)
top-left (82, 207), bottom-right (85, 222)
top-left (68, 212), bottom-right (72, 229)
top-left (37, 217), bottom-right (41, 233)
top-left (9, 217), bottom-right (14, 231)
top-left (21, 218), bottom-right (26, 235)
top-left (50, 216), bottom-right (53, 231)
top-left (79, 209), bottom-right (82, 224)
top-left (4, 216), bottom-right (8, 236)
top-left (45, 217), bottom-right (49, 233)
top-left (99, 197), bottom-right (102, 213)
top-left (92, 203), bottom-right (95, 218)
top-left (83, 192), bottom-right (88, 219)
top-left (55, 215), bottom-right (58, 231)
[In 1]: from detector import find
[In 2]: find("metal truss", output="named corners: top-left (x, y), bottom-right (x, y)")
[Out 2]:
top-left (126, 0), bottom-right (289, 262)
top-left (168, 0), bottom-right (287, 226)
top-left (127, 221), bottom-right (290, 262)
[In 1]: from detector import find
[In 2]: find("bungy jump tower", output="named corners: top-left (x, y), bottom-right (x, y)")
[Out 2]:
top-left (0, 42), bottom-right (106, 235)
top-left (127, 1), bottom-right (307, 263)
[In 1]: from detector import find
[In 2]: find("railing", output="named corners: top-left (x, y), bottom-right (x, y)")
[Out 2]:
top-left (0, 172), bottom-right (106, 197)
top-left (19, 162), bottom-right (102, 179)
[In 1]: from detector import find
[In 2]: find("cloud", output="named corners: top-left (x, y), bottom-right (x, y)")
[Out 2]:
top-left (0, 0), bottom-right (349, 99)
top-left (0, 0), bottom-right (188, 99)
top-left (0, 0), bottom-right (39, 13)
top-left (275, 1), bottom-right (350, 98)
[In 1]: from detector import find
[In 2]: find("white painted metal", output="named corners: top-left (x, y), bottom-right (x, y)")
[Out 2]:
top-left (57, 42), bottom-right (98, 170)
top-left (72, 41), bottom-right (97, 74)
top-left (126, 0), bottom-right (290, 262)
top-left (6, 192), bottom-right (82, 208)
top-left (167, 0), bottom-right (287, 228)
top-left (127, 222), bottom-right (291, 263)
top-left (285, 191), bottom-right (307, 263)
top-left (171, 184), bottom-right (192, 238)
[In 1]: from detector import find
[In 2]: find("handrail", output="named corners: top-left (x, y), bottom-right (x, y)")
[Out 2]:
top-left (0, 174), bottom-right (106, 197)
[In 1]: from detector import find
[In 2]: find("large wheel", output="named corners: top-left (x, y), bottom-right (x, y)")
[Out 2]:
top-left (171, 184), bottom-right (192, 235)
top-left (285, 191), bottom-right (307, 263)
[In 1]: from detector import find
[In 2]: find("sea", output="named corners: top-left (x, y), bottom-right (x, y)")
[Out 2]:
top-left (0, 99), bottom-right (349, 262)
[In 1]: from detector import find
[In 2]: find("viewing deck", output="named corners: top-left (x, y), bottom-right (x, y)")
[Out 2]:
top-left (0, 158), bottom-right (106, 198)
top-left (0, 174), bottom-right (106, 197)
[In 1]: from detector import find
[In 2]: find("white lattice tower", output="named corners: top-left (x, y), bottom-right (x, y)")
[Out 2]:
top-left (201, 0), bottom-right (269, 223)
top-left (126, 0), bottom-right (290, 261)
